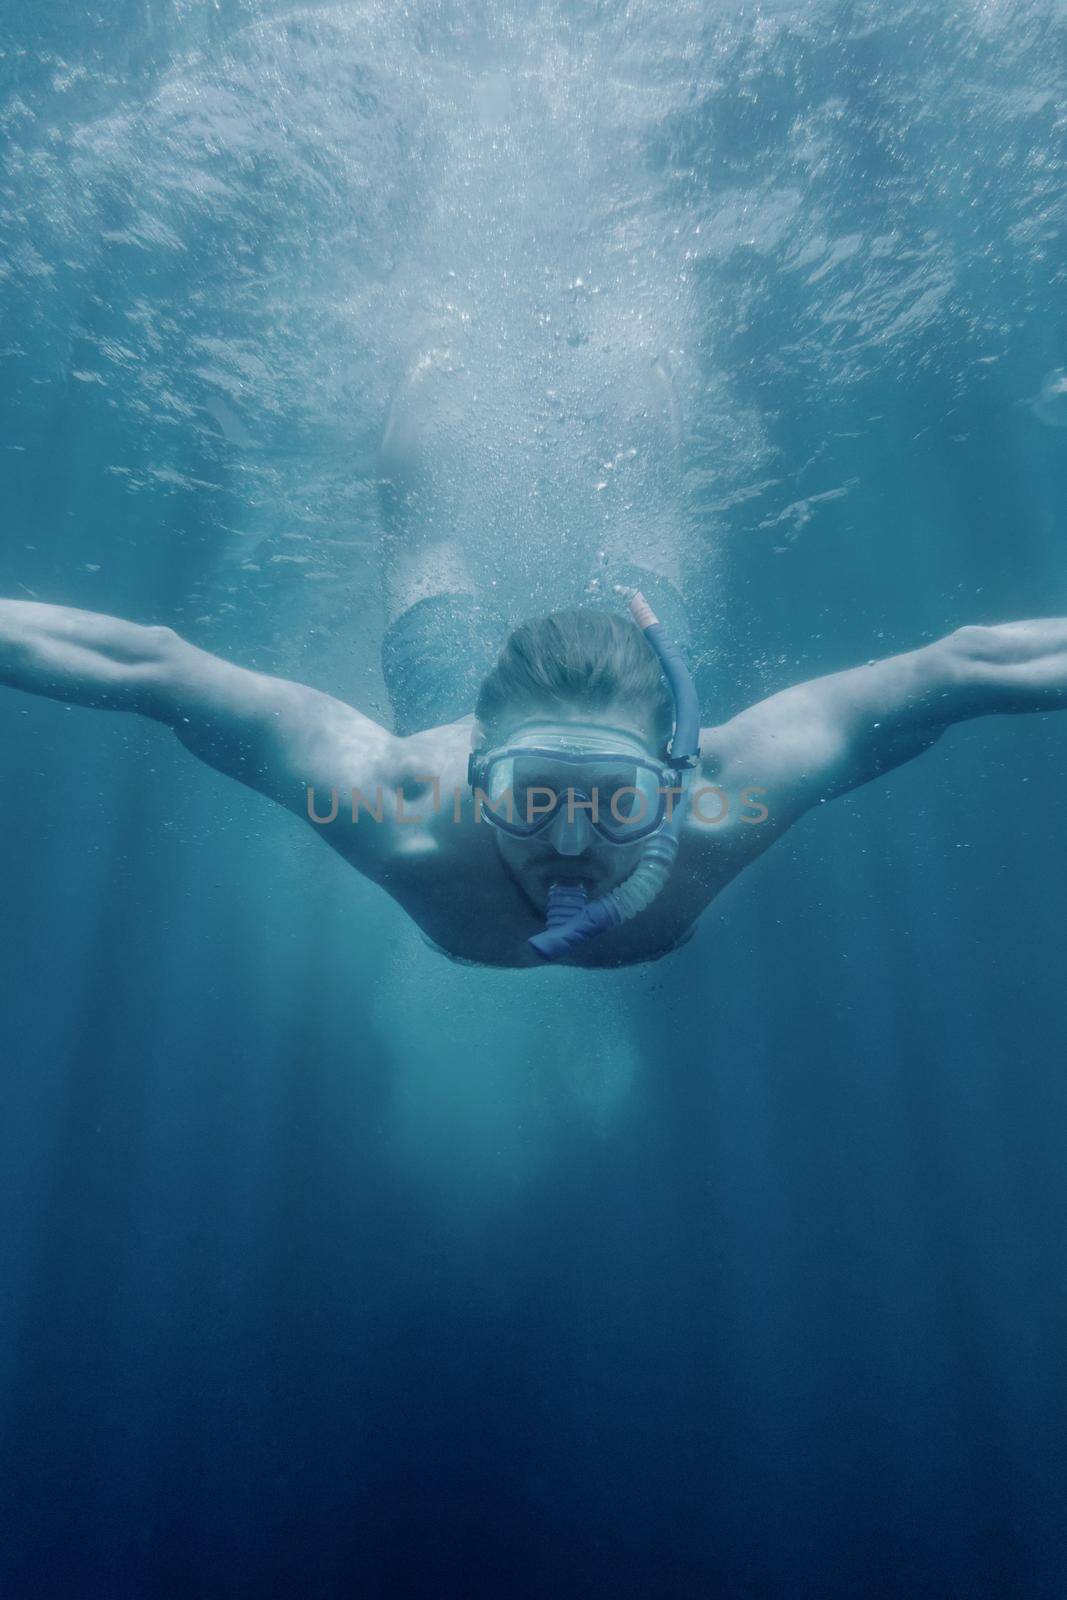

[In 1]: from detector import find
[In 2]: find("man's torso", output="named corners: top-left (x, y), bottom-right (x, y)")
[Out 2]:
top-left (317, 719), bottom-right (783, 969)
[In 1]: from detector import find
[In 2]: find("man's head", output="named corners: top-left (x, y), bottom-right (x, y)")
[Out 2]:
top-left (474, 608), bottom-right (674, 753)
top-left (471, 609), bottom-right (675, 911)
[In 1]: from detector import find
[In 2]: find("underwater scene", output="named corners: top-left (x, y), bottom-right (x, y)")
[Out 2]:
top-left (1, 1), bottom-right (1066, 1595)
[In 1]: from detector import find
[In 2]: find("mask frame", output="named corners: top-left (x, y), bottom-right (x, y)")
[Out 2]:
top-left (467, 745), bottom-right (678, 844)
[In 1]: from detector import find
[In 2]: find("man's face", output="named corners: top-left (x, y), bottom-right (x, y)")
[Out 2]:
top-left (479, 706), bottom-right (662, 915)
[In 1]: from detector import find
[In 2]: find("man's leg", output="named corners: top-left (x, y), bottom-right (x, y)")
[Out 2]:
top-left (378, 344), bottom-right (508, 735)
top-left (581, 353), bottom-right (692, 647)
top-left (378, 343), bottom-right (478, 622)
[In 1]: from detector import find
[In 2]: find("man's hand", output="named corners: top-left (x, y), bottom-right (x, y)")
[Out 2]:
top-left (0, 598), bottom-right (399, 848)
top-left (0, 599), bottom-right (183, 713)
top-left (941, 620), bottom-right (1067, 715)
top-left (702, 620), bottom-right (1067, 828)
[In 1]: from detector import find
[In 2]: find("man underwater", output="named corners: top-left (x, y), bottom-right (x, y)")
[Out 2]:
top-left (5, 351), bottom-right (1067, 968)
top-left (3, 586), bottom-right (1067, 969)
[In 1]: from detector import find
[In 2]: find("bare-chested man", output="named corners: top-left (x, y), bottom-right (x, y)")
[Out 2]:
top-left (5, 352), bottom-right (1067, 967)
top-left (3, 591), bottom-right (1066, 969)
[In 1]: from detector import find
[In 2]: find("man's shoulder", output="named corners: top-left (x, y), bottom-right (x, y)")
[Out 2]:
top-left (382, 715), bottom-right (473, 787)
top-left (317, 715), bottom-right (481, 876)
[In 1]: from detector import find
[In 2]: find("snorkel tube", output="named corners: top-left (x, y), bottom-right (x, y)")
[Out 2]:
top-left (528, 593), bottom-right (701, 962)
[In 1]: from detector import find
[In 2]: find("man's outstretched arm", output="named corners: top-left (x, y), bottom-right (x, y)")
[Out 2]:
top-left (706, 620), bottom-right (1067, 823)
top-left (0, 598), bottom-right (398, 824)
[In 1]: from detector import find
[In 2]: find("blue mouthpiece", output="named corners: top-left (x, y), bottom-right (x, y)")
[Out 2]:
top-left (529, 884), bottom-right (622, 961)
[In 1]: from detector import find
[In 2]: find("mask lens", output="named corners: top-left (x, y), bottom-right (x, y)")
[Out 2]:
top-left (510, 755), bottom-right (573, 829)
top-left (477, 750), bottom-right (666, 841)
top-left (595, 764), bottom-right (663, 842)
top-left (480, 754), bottom-right (565, 834)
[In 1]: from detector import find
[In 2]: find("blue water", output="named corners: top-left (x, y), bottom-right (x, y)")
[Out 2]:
top-left (2, 3), bottom-right (1066, 1596)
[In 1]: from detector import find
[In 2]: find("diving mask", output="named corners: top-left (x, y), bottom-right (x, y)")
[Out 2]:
top-left (467, 725), bottom-right (677, 846)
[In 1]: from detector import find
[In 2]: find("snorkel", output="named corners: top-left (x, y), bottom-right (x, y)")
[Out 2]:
top-left (527, 592), bottom-right (701, 962)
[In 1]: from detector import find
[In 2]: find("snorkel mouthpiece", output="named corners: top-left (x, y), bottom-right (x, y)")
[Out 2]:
top-left (527, 885), bottom-right (620, 961)
top-left (542, 881), bottom-right (591, 929)
top-left (528, 592), bottom-right (700, 962)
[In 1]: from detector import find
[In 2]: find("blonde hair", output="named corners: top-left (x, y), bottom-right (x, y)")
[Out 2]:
top-left (475, 608), bottom-right (673, 750)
